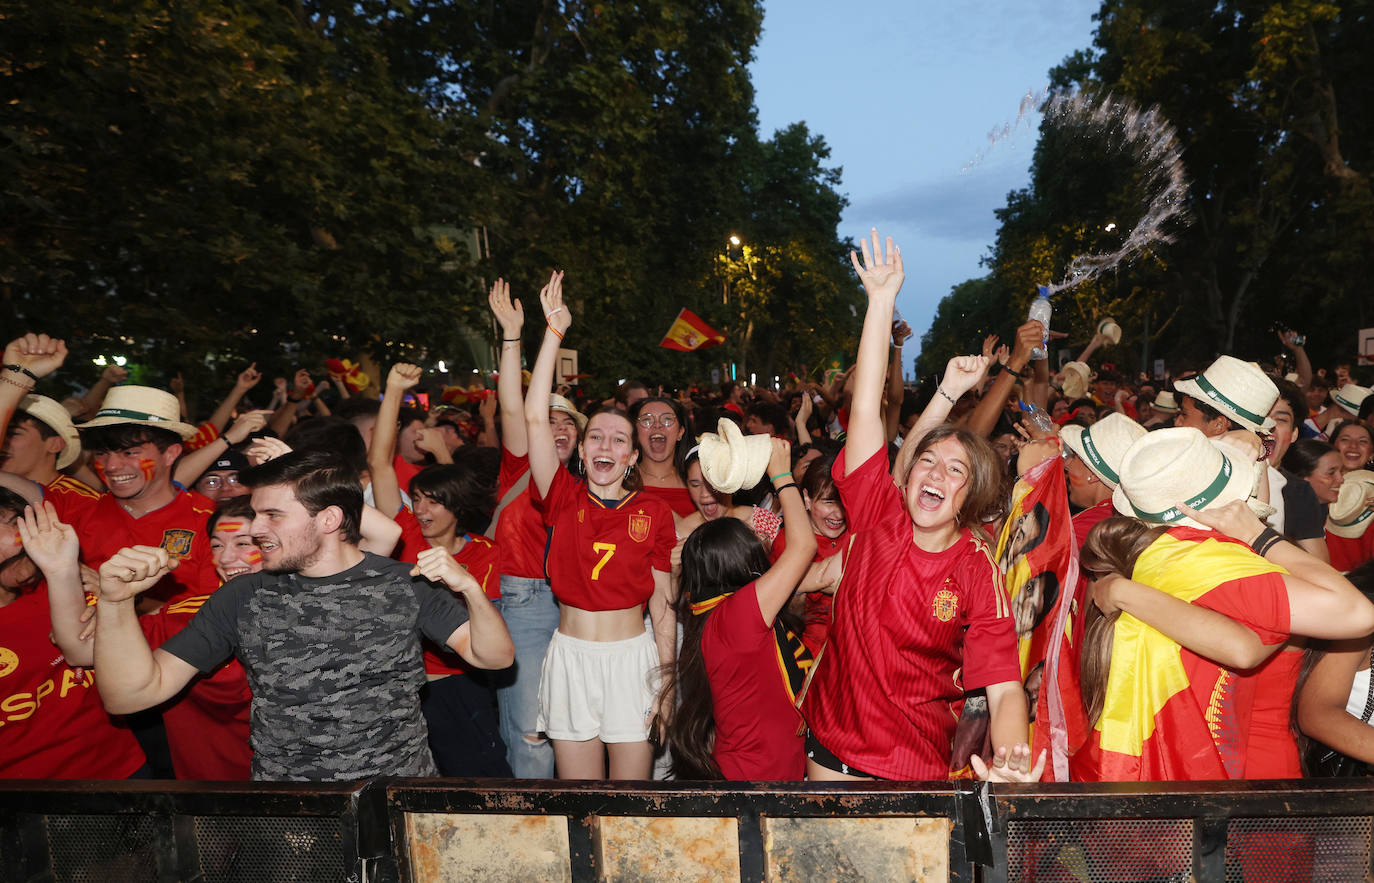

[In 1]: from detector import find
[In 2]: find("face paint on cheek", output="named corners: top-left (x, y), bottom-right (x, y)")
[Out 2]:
top-left (93, 462), bottom-right (107, 483)
top-left (246, 549), bottom-right (263, 565)
top-left (138, 458), bottom-right (157, 482)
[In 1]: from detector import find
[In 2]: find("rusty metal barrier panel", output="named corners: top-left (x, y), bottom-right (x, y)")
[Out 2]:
top-left (0, 779), bottom-right (382, 883)
top-left (382, 779), bottom-right (979, 883)
top-left (981, 779), bottom-right (1374, 883)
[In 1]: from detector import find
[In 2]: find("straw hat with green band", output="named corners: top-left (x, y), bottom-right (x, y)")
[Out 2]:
top-left (1173, 355), bottom-right (1278, 432)
top-left (1060, 361), bottom-right (1092, 401)
top-left (547, 393), bottom-right (587, 431)
top-left (1111, 427), bottom-right (1261, 529)
top-left (78, 386), bottom-right (198, 440)
top-left (1327, 470), bottom-right (1374, 540)
top-left (1061, 413), bottom-right (1146, 490)
top-left (1332, 384), bottom-right (1371, 418)
top-left (1151, 390), bottom-right (1180, 415)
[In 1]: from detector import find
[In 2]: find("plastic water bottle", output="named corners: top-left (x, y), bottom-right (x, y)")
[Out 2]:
top-left (1027, 286), bottom-right (1052, 361)
top-left (1019, 400), bottom-right (1055, 436)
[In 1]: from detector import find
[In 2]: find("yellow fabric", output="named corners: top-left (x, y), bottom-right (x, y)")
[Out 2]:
top-left (1096, 532), bottom-right (1286, 756)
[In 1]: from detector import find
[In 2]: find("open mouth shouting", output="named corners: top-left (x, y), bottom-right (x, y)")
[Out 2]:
top-left (915, 483), bottom-right (947, 511)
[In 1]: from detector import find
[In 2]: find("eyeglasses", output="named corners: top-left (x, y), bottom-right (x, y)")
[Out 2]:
top-left (199, 474), bottom-right (243, 491)
top-left (636, 414), bottom-right (677, 429)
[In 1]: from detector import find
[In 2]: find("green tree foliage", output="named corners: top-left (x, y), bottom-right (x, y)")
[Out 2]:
top-left (3, 0), bottom-right (856, 401)
top-left (915, 276), bottom-right (1009, 377)
top-left (978, 0), bottom-right (1373, 371)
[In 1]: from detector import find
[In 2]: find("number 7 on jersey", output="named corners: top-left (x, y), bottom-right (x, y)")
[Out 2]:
top-left (591, 542), bottom-right (617, 581)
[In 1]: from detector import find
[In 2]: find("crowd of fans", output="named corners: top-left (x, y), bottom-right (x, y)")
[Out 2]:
top-left (3, 229), bottom-right (1374, 786)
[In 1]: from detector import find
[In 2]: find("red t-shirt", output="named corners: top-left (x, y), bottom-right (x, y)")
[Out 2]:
top-left (493, 448), bottom-right (546, 580)
top-left (1244, 647), bottom-right (1304, 779)
top-left (391, 507), bottom-right (502, 677)
top-left (701, 582), bottom-right (806, 781)
top-left (639, 484), bottom-right (697, 518)
top-left (43, 473), bottom-right (102, 525)
top-left (1072, 499), bottom-right (1116, 552)
top-left (67, 490), bottom-right (220, 607)
top-left (801, 448), bottom-right (1020, 780)
top-left (533, 467), bottom-right (675, 610)
top-left (1327, 529), bottom-right (1373, 572)
top-left (770, 529), bottom-right (848, 656)
top-left (0, 583), bottom-right (146, 778)
top-left (141, 593), bottom-right (253, 780)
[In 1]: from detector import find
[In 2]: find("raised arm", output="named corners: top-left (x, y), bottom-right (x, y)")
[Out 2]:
top-left (92, 547), bottom-right (201, 713)
top-left (413, 548), bottom-right (515, 669)
top-left (882, 321), bottom-right (912, 443)
top-left (80, 364), bottom-right (127, 422)
top-left (17, 502), bottom-right (92, 666)
top-left (967, 321), bottom-right (1042, 438)
top-left (755, 440), bottom-right (817, 624)
top-left (523, 271), bottom-right (569, 498)
top-left (171, 410), bottom-right (270, 488)
top-left (368, 363), bottom-right (422, 516)
top-left (845, 230), bottom-right (905, 473)
top-left (490, 278), bottom-right (529, 456)
top-left (892, 355), bottom-right (990, 484)
top-left (0, 334), bottom-right (68, 440)
top-left (1279, 329), bottom-right (1313, 393)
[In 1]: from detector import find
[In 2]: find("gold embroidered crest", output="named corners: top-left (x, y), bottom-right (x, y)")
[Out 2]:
top-left (931, 588), bottom-right (959, 623)
top-left (161, 528), bottom-right (195, 559)
top-left (628, 511), bottom-right (651, 543)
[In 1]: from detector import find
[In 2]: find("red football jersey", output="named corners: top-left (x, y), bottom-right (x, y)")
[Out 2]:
top-left (534, 467), bottom-right (675, 611)
top-left (391, 507), bottom-right (503, 677)
top-left (43, 473), bottom-right (102, 525)
top-left (701, 582), bottom-right (807, 781)
top-left (770, 529), bottom-right (847, 656)
top-left (68, 490), bottom-right (220, 607)
top-left (141, 593), bottom-right (253, 780)
top-left (639, 484), bottom-right (697, 518)
top-left (493, 448), bottom-right (547, 580)
top-left (801, 448), bottom-right (1021, 781)
top-left (0, 583), bottom-right (146, 778)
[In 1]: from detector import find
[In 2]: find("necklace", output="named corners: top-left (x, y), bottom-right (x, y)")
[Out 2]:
top-left (640, 465), bottom-right (678, 482)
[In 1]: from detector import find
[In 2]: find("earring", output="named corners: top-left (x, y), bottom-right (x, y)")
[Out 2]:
top-left (625, 465), bottom-right (633, 480)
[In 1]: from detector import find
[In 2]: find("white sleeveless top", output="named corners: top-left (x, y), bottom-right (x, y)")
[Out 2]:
top-left (1345, 666), bottom-right (1374, 721)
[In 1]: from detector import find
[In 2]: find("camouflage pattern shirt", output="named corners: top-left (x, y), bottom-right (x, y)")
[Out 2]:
top-left (160, 552), bottom-right (469, 781)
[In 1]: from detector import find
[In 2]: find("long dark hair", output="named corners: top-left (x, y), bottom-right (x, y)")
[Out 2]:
top-left (1294, 561), bottom-right (1374, 774)
top-left (0, 488), bottom-right (40, 592)
top-left (1078, 516), bottom-right (1167, 727)
top-left (666, 518), bottom-right (790, 780)
top-left (1282, 438), bottom-right (1336, 480)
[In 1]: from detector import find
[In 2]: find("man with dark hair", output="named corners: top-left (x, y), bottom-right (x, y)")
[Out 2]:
top-left (745, 401), bottom-right (789, 439)
top-left (70, 386), bottom-right (220, 608)
top-left (92, 448), bottom-right (515, 781)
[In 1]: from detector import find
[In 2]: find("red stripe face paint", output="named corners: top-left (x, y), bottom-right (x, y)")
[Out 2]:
top-left (138, 458), bottom-right (157, 482)
top-left (215, 521), bottom-right (246, 534)
top-left (93, 461), bottom-right (107, 484)
top-left (246, 549), bottom-right (263, 565)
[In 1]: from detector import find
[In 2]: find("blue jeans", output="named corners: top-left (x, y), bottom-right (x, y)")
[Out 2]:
top-left (493, 574), bottom-right (561, 778)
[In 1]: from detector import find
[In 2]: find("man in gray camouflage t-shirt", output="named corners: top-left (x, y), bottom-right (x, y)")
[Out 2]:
top-left (93, 450), bottom-right (515, 781)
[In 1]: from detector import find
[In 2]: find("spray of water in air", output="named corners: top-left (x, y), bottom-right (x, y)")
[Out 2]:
top-left (965, 88), bottom-right (1192, 296)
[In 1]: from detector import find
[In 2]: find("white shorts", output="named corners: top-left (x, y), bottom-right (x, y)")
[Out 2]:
top-left (536, 628), bottom-right (660, 743)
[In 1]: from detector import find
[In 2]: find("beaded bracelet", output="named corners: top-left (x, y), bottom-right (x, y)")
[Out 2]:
top-left (3, 364), bottom-right (39, 383)
top-left (936, 386), bottom-right (957, 405)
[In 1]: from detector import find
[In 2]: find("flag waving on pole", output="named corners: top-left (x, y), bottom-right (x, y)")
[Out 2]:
top-left (660, 309), bottom-right (726, 352)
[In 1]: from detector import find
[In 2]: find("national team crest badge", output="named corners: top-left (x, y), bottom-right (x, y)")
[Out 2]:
top-left (628, 511), bottom-right (651, 543)
top-left (161, 528), bottom-right (195, 559)
top-left (931, 588), bottom-right (959, 623)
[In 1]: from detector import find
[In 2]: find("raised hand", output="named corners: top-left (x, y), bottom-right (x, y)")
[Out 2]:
top-left (477, 389), bottom-right (497, 422)
top-left (488, 278), bottom-right (524, 337)
top-left (982, 334), bottom-right (1000, 361)
top-left (849, 228), bottom-right (903, 301)
top-left (236, 362), bottom-right (262, 391)
top-left (972, 744), bottom-right (1047, 783)
top-left (893, 319), bottom-right (913, 348)
top-left (98, 546), bottom-right (177, 604)
top-left (16, 502), bottom-right (80, 576)
top-left (246, 436), bottom-right (292, 465)
top-left (796, 389), bottom-right (813, 425)
top-left (941, 355), bottom-right (992, 400)
top-left (386, 362), bottom-right (422, 392)
top-left (1009, 320), bottom-right (1045, 372)
top-left (101, 364), bottom-right (129, 385)
top-left (539, 270), bottom-right (571, 337)
top-left (767, 437), bottom-right (792, 479)
top-left (414, 427), bottom-right (448, 457)
top-left (224, 410), bottom-right (272, 445)
top-left (3, 333), bottom-right (69, 380)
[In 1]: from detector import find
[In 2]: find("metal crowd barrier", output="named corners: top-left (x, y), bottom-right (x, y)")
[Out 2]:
top-left (2, 778), bottom-right (1372, 881)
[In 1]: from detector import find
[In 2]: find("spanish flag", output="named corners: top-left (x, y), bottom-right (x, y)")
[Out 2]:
top-left (660, 309), bottom-right (725, 352)
top-left (1071, 528), bottom-right (1289, 782)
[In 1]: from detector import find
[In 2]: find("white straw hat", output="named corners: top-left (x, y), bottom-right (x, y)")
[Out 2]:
top-left (548, 393), bottom-right (587, 431)
top-left (1061, 361), bottom-right (1092, 401)
top-left (1173, 356), bottom-right (1278, 432)
top-left (1327, 470), bottom-right (1374, 540)
top-left (18, 394), bottom-right (82, 470)
top-left (79, 386), bottom-right (198, 440)
top-left (1151, 390), bottom-right (1180, 415)
top-left (1332, 384), bottom-right (1371, 418)
top-left (1097, 318), bottom-right (1122, 345)
top-left (1061, 413), bottom-right (1147, 490)
top-left (697, 418), bottom-right (772, 495)
top-left (1112, 427), bottom-right (1260, 528)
